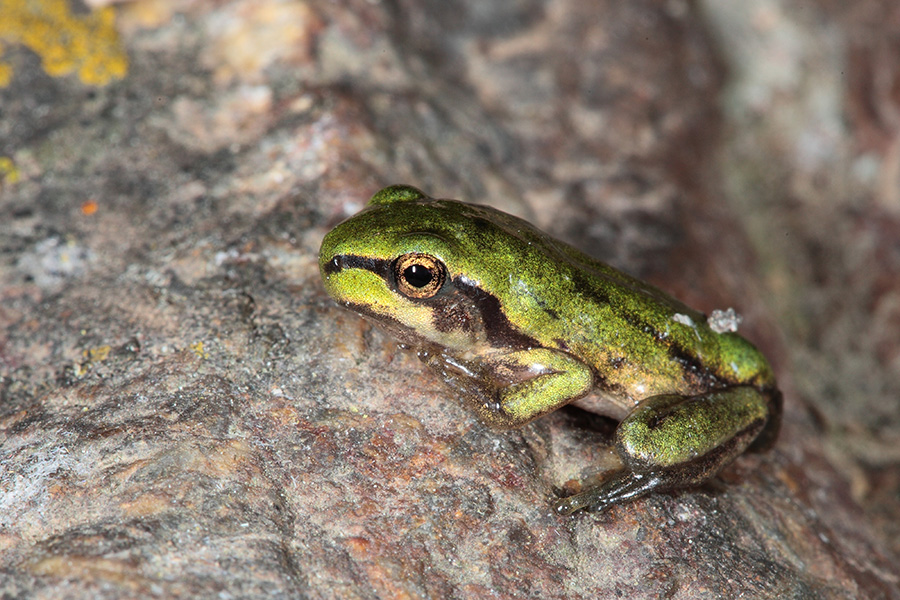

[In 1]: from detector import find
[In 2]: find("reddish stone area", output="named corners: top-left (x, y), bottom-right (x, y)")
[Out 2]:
top-left (1, 1), bottom-right (898, 598)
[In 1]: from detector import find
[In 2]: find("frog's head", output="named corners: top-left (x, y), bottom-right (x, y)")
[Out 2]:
top-left (318, 185), bottom-right (530, 351)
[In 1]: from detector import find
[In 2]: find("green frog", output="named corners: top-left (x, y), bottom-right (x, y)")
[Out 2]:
top-left (319, 185), bottom-right (782, 515)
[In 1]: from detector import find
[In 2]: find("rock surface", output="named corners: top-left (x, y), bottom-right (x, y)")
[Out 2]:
top-left (1, 1), bottom-right (899, 598)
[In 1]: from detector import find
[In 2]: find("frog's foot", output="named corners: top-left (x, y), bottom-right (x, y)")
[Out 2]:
top-left (553, 441), bottom-right (738, 515)
top-left (554, 471), bottom-right (667, 515)
top-left (553, 440), bottom-right (740, 516)
top-left (555, 388), bottom-right (771, 515)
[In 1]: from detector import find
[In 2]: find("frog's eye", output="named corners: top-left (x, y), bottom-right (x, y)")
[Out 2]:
top-left (392, 253), bottom-right (447, 299)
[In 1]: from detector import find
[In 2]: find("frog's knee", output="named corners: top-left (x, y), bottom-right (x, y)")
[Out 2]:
top-left (616, 389), bottom-right (768, 472)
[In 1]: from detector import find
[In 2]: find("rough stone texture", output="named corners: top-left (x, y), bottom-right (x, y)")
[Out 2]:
top-left (1, 0), bottom-right (899, 598)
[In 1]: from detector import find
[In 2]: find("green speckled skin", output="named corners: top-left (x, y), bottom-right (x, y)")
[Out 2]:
top-left (320, 185), bottom-right (782, 515)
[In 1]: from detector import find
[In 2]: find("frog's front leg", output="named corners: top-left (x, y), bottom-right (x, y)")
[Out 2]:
top-left (418, 347), bottom-right (593, 429)
top-left (554, 386), bottom-right (770, 515)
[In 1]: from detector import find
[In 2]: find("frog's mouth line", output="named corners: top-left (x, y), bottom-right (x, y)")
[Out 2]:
top-left (340, 301), bottom-right (423, 347)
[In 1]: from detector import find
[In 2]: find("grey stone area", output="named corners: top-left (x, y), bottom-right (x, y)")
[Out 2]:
top-left (1, 1), bottom-right (899, 598)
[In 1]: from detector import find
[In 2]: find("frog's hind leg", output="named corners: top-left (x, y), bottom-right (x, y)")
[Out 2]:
top-left (554, 387), bottom-right (770, 515)
top-left (747, 388), bottom-right (783, 452)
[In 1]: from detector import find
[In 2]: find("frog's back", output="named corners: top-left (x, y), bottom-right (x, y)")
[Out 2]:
top-left (441, 202), bottom-right (776, 398)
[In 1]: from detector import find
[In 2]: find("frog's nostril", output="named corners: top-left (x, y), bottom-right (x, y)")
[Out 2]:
top-left (321, 255), bottom-right (343, 275)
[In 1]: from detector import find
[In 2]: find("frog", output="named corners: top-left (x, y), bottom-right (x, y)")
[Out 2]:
top-left (318, 184), bottom-right (782, 515)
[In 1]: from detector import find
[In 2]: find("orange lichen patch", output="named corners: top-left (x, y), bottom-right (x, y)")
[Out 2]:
top-left (0, 0), bottom-right (128, 87)
top-left (81, 199), bottom-right (99, 215)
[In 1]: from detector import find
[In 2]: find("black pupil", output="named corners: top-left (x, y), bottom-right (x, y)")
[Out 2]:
top-left (404, 264), bottom-right (433, 288)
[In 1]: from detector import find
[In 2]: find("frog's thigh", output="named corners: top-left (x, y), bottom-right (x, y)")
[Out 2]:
top-left (494, 348), bottom-right (593, 427)
top-left (616, 386), bottom-right (768, 473)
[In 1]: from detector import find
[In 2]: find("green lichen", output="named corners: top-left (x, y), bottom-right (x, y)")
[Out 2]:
top-left (0, 0), bottom-right (128, 87)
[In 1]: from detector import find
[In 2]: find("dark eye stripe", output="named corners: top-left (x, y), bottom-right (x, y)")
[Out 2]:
top-left (323, 255), bottom-right (391, 277)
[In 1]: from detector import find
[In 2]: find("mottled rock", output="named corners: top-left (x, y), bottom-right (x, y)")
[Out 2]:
top-left (1, 1), bottom-right (898, 599)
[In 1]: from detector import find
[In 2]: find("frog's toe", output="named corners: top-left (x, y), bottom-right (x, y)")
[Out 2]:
top-left (553, 493), bottom-right (592, 516)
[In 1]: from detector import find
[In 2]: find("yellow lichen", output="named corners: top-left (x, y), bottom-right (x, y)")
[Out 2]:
top-left (73, 344), bottom-right (112, 377)
top-left (0, 157), bottom-right (19, 184)
top-left (0, 42), bottom-right (12, 86)
top-left (83, 345), bottom-right (111, 363)
top-left (190, 341), bottom-right (210, 359)
top-left (0, 0), bottom-right (128, 87)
